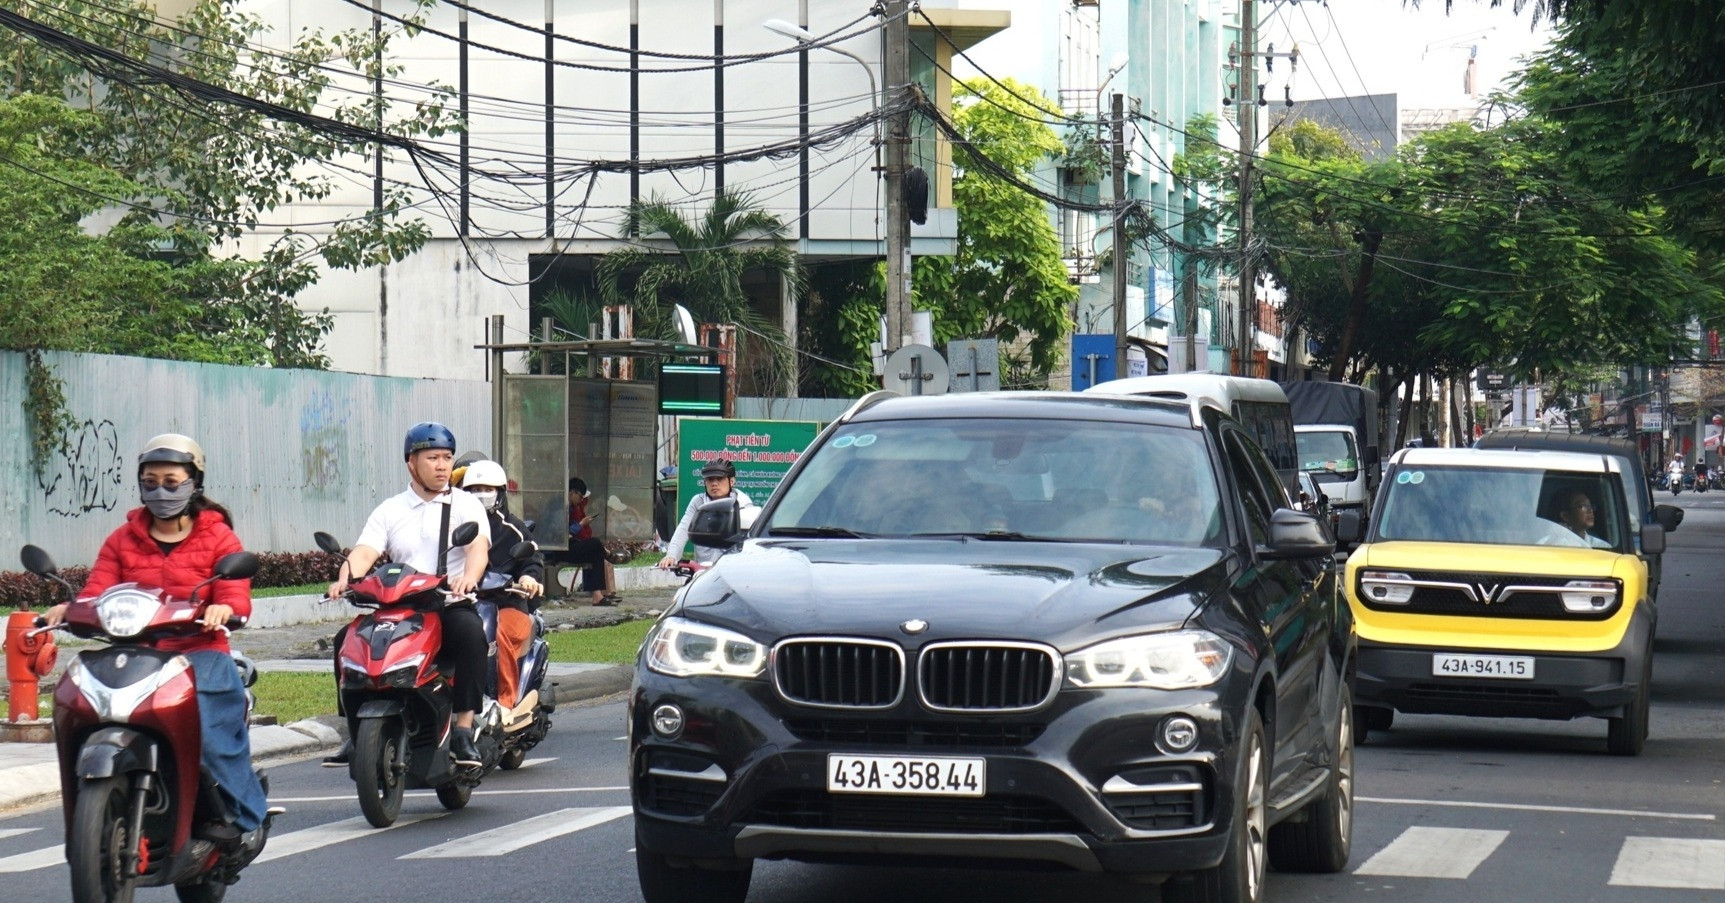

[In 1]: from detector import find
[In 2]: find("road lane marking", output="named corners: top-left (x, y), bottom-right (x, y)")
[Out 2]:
top-left (0, 829), bottom-right (37, 841)
top-left (1609, 837), bottom-right (1725, 889)
top-left (1354, 826), bottom-right (1508, 878)
top-left (1359, 796), bottom-right (1716, 821)
top-left (253, 812), bottom-right (446, 864)
top-left (0, 844), bottom-right (62, 873)
top-left (270, 785), bottom-right (628, 803)
top-left (517, 757), bottom-right (557, 769)
top-left (399, 806), bottom-right (631, 858)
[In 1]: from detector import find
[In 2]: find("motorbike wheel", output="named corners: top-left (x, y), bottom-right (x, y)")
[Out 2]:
top-left (174, 878), bottom-right (228, 903)
top-left (435, 780), bottom-right (472, 811)
top-left (69, 775), bottom-right (137, 903)
top-left (354, 718), bottom-right (406, 828)
top-left (498, 746), bottom-right (527, 771)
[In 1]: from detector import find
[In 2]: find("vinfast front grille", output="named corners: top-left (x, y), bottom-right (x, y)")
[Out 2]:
top-left (772, 639), bottom-right (905, 709)
top-left (918, 642), bottom-right (1061, 713)
top-left (1357, 571), bottom-right (1620, 620)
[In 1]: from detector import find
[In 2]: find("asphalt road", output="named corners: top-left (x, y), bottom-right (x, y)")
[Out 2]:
top-left (3, 497), bottom-right (1722, 902)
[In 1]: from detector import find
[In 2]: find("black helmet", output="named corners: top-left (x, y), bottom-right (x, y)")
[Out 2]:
top-left (404, 422), bottom-right (457, 460)
top-left (699, 459), bottom-right (737, 479)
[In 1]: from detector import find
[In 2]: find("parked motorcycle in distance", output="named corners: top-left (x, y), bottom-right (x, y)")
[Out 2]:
top-left (315, 525), bottom-right (503, 827)
top-left (19, 544), bottom-right (276, 903)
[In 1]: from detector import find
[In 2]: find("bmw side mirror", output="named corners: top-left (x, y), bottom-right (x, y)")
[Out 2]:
top-left (689, 497), bottom-right (743, 548)
top-left (1261, 508), bottom-right (1336, 559)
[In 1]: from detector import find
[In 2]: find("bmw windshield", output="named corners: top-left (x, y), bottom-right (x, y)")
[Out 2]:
top-left (763, 417), bottom-right (1225, 546)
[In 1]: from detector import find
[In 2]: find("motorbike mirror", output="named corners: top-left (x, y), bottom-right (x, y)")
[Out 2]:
top-left (213, 551), bottom-right (261, 580)
top-left (451, 521), bottom-right (480, 547)
top-left (313, 531), bottom-right (344, 555)
top-left (508, 540), bottom-right (537, 562)
top-left (19, 544), bottom-right (57, 576)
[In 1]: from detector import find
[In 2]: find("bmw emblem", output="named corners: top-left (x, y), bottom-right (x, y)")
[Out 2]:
top-left (900, 619), bottom-right (929, 635)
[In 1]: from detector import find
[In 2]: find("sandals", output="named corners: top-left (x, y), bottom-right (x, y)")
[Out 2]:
top-left (592, 594), bottom-right (621, 607)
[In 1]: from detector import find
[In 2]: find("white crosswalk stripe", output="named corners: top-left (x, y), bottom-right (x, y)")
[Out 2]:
top-left (0, 844), bottom-right (63, 873)
top-left (1354, 826), bottom-right (1509, 879)
top-left (516, 757), bottom-right (557, 769)
top-left (1609, 837), bottom-right (1725, 890)
top-left (398, 806), bottom-right (631, 858)
top-left (253, 812), bottom-right (447, 865)
top-left (0, 829), bottom-right (37, 842)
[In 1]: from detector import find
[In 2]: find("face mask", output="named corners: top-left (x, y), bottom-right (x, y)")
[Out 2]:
top-left (470, 489), bottom-right (499, 510)
top-left (141, 482), bottom-right (197, 519)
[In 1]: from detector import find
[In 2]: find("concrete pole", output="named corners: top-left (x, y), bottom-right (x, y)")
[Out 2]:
top-left (882, 0), bottom-right (911, 354)
top-left (1112, 92), bottom-right (1129, 378)
top-left (1236, 0), bottom-right (1257, 376)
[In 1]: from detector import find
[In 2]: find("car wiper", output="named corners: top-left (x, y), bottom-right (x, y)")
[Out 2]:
top-left (908, 531), bottom-right (1059, 542)
top-left (768, 525), bottom-right (872, 538)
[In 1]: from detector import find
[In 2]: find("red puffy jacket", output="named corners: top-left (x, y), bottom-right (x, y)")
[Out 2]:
top-left (77, 507), bottom-right (253, 655)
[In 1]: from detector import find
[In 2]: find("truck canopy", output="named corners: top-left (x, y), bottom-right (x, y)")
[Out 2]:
top-left (1282, 381), bottom-right (1380, 460)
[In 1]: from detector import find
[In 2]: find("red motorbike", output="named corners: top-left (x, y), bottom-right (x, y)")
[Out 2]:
top-left (315, 526), bottom-right (502, 827)
top-left (19, 544), bottom-right (272, 903)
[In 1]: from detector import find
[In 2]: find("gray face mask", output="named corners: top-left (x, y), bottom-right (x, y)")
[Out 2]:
top-left (141, 482), bottom-right (197, 519)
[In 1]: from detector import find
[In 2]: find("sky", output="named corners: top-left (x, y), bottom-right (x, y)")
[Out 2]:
top-left (953, 0), bottom-right (1557, 113)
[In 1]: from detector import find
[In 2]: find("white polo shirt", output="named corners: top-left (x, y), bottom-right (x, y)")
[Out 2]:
top-left (356, 486), bottom-right (489, 577)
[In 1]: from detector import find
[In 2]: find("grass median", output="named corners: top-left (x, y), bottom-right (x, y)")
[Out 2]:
top-left (250, 619), bottom-right (655, 724)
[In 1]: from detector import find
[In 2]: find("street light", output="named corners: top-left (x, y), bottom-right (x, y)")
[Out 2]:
top-left (762, 18), bottom-right (880, 166)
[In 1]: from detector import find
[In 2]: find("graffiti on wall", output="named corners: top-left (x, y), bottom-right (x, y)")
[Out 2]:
top-left (300, 390), bottom-right (348, 494)
top-left (37, 419), bottom-right (124, 517)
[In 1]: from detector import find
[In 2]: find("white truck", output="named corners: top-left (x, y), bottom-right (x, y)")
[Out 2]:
top-left (1282, 381), bottom-right (1381, 518)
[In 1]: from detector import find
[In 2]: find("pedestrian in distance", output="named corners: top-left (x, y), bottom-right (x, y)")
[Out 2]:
top-left (542, 477), bottom-right (621, 606)
top-left (659, 458), bottom-right (756, 569)
top-left (43, 433), bottom-right (271, 844)
top-left (323, 422), bottom-right (491, 767)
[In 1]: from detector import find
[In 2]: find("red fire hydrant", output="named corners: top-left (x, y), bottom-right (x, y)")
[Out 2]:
top-left (5, 610), bottom-right (58, 722)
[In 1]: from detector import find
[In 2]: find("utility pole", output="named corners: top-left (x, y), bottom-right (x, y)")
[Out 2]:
top-left (1236, 0), bottom-right (1257, 376)
top-left (1111, 91), bottom-right (1129, 378)
top-left (882, 0), bottom-right (911, 354)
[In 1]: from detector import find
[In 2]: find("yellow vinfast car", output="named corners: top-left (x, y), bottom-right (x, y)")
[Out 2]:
top-left (1344, 447), bottom-right (1662, 755)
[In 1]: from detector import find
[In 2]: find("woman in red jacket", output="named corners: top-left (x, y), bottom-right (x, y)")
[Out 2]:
top-left (44, 434), bottom-right (270, 840)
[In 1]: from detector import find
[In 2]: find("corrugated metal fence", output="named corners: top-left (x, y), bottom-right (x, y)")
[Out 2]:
top-left (1, 351), bottom-right (489, 565)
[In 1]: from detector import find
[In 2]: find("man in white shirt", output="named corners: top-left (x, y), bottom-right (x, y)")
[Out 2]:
top-left (659, 458), bottom-right (755, 569)
top-left (325, 422), bottom-right (491, 766)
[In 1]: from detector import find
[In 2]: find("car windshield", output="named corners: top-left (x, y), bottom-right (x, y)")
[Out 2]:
top-left (1296, 429), bottom-right (1358, 477)
top-left (765, 417), bottom-right (1225, 546)
top-left (1373, 464), bottom-right (1627, 550)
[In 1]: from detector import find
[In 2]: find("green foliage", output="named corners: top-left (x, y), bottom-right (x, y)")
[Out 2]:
top-left (251, 672), bottom-right (335, 725)
top-left (596, 190), bottom-right (800, 393)
top-left (913, 78), bottom-right (1076, 382)
top-left (799, 260), bottom-right (883, 397)
top-left (544, 618), bottom-right (655, 664)
top-left (0, 0), bottom-right (454, 371)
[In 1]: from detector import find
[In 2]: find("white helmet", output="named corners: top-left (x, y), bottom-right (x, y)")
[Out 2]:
top-left (458, 459), bottom-right (508, 490)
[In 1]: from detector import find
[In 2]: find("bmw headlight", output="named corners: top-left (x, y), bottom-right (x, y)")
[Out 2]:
top-left (644, 617), bottom-right (767, 678)
top-left (93, 587), bottom-right (164, 639)
top-left (1065, 630), bottom-right (1232, 690)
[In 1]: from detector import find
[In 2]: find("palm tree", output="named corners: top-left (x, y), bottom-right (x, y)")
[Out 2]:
top-left (596, 191), bottom-right (800, 393)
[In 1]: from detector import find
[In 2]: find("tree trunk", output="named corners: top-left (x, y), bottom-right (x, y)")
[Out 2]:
top-left (1326, 228), bottom-right (1384, 382)
top-left (1395, 372), bottom-right (1415, 450)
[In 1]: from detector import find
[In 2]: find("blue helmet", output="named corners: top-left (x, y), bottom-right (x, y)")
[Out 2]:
top-left (403, 422), bottom-right (457, 460)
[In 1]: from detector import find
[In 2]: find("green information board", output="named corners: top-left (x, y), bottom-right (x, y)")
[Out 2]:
top-left (672, 418), bottom-right (821, 549)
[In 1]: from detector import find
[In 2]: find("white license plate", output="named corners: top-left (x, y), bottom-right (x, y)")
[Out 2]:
top-left (1432, 653), bottom-right (1535, 680)
top-left (826, 754), bottom-right (985, 797)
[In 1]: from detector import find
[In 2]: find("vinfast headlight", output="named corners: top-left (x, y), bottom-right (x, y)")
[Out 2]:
top-left (644, 616), bottom-right (767, 678)
top-left (93, 586), bottom-right (165, 639)
top-left (1065, 630), bottom-right (1232, 690)
top-left (1358, 570), bottom-right (1416, 605)
top-left (1560, 580), bottom-right (1619, 613)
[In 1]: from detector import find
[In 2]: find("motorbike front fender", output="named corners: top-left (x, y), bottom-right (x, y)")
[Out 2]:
top-left (76, 727), bottom-right (158, 780)
top-left (355, 699), bottom-right (405, 720)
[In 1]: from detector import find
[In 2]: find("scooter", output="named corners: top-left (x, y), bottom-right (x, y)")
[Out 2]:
top-left (19, 545), bottom-right (276, 903)
top-left (473, 566), bottom-right (554, 771)
top-left (315, 525), bottom-right (503, 828)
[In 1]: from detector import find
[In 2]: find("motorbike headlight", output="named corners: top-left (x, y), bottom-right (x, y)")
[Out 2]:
top-left (644, 617), bottom-right (766, 679)
top-left (1560, 580), bottom-right (1619, 613)
top-left (383, 654), bottom-right (426, 675)
top-left (94, 587), bottom-right (164, 639)
top-left (1065, 630), bottom-right (1232, 690)
top-left (1358, 570), bottom-right (1416, 605)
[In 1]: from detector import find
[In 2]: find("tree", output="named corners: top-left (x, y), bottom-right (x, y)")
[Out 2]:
top-left (1, 0), bottom-right (456, 368)
top-left (913, 78), bottom-right (1076, 383)
top-left (596, 190), bottom-right (800, 393)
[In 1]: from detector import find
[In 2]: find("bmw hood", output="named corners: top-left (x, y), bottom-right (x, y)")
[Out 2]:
top-left (673, 539), bottom-right (1227, 648)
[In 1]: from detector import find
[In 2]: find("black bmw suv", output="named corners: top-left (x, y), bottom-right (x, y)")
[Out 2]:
top-left (629, 392), bottom-right (1356, 903)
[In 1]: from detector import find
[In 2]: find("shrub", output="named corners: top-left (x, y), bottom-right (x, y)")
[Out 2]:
top-left (2, 549), bottom-right (346, 610)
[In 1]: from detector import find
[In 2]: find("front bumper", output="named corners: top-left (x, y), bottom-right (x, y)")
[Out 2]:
top-left (1355, 606), bottom-right (1653, 720)
top-left (628, 669), bottom-right (1253, 876)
